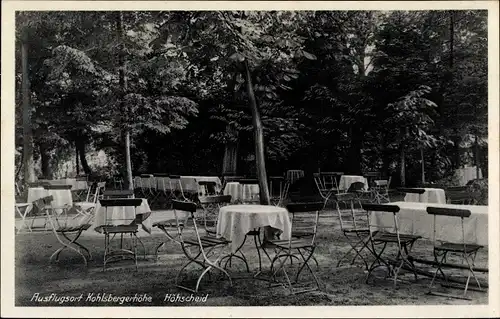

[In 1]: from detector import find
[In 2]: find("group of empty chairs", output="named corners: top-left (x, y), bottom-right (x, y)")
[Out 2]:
top-left (333, 194), bottom-right (484, 300)
top-left (314, 172), bottom-right (392, 208)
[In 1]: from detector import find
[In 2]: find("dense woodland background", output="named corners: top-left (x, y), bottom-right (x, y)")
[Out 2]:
top-left (15, 10), bottom-right (488, 190)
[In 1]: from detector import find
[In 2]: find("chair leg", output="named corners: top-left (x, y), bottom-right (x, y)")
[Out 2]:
top-left (50, 230), bottom-right (88, 267)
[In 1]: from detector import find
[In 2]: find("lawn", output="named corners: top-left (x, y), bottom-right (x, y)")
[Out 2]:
top-left (14, 207), bottom-right (488, 307)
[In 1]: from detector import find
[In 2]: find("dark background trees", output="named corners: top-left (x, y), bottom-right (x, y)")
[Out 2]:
top-left (15, 10), bottom-right (488, 191)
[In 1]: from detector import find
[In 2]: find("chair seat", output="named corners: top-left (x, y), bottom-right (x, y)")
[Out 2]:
top-left (56, 223), bottom-right (92, 233)
top-left (267, 238), bottom-right (314, 249)
top-left (99, 225), bottom-right (138, 233)
top-left (153, 219), bottom-right (183, 228)
top-left (435, 242), bottom-right (483, 253)
top-left (373, 232), bottom-right (421, 244)
top-left (246, 230), bottom-right (260, 236)
top-left (291, 230), bottom-right (314, 238)
top-left (184, 236), bottom-right (230, 247)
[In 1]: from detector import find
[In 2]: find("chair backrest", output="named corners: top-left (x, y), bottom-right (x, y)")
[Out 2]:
top-left (32, 195), bottom-right (54, 212)
top-left (286, 202), bottom-right (323, 245)
top-left (43, 184), bottom-right (72, 190)
top-left (347, 181), bottom-right (366, 193)
top-left (321, 172), bottom-right (342, 192)
top-left (198, 181), bottom-right (218, 196)
top-left (198, 195), bottom-right (232, 231)
top-left (363, 204), bottom-right (401, 235)
top-left (426, 206), bottom-right (472, 246)
top-left (333, 193), bottom-right (366, 231)
top-left (239, 179), bottom-right (259, 185)
top-left (398, 188), bottom-right (425, 194)
top-left (445, 186), bottom-right (473, 205)
top-left (99, 198), bottom-right (142, 207)
top-left (102, 189), bottom-right (135, 199)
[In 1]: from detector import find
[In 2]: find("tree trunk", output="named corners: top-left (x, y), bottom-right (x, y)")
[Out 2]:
top-left (400, 147), bottom-right (406, 187)
top-left (39, 142), bottom-right (53, 179)
top-left (117, 11), bottom-right (133, 190)
top-left (244, 61), bottom-right (270, 205)
top-left (21, 32), bottom-right (36, 187)
top-left (222, 124), bottom-right (238, 175)
top-left (346, 125), bottom-right (363, 174)
top-left (75, 142), bottom-right (80, 175)
top-left (75, 138), bottom-right (92, 175)
top-left (421, 148), bottom-right (425, 185)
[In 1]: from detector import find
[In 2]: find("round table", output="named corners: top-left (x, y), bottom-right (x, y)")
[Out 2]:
top-left (404, 188), bottom-right (446, 204)
top-left (223, 182), bottom-right (259, 203)
top-left (338, 175), bottom-right (368, 191)
top-left (216, 205), bottom-right (291, 253)
top-left (27, 187), bottom-right (73, 215)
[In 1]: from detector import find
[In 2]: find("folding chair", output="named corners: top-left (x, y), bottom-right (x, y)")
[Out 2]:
top-left (347, 181), bottom-right (374, 203)
top-left (372, 177), bottom-right (392, 203)
top-left (98, 198), bottom-right (143, 271)
top-left (42, 195), bottom-right (93, 266)
top-left (172, 200), bottom-right (233, 293)
top-left (269, 176), bottom-right (290, 207)
top-left (72, 176), bottom-right (89, 202)
top-left (141, 174), bottom-right (159, 207)
top-left (321, 172), bottom-right (343, 193)
top-left (426, 207), bottom-right (485, 300)
top-left (445, 186), bottom-right (474, 205)
top-left (266, 202), bottom-right (324, 294)
top-left (238, 179), bottom-right (260, 204)
top-left (73, 182), bottom-right (105, 219)
top-left (153, 173), bottom-right (170, 207)
top-left (313, 173), bottom-right (337, 208)
top-left (197, 181), bottom-right (218, 197)
top-left (363, 204), bottom-right (421, 287)
top-left (169, 175), bottom-right (188, 201)
top-left (334, 193), bottom-right (371, 269)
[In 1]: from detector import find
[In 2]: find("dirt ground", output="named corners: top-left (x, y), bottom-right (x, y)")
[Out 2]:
top-left (14, 206), bottom-right (489, 307)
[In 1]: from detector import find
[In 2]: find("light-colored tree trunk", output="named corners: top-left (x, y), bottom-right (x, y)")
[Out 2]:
top-left (244, 61), bottom-right (270, 205)
top-left (421, 148), bottom-right (425, 185)
top-left (117, 11), bottom-right (133, 190)
top-left (21, 31), bottom-right (35, 187)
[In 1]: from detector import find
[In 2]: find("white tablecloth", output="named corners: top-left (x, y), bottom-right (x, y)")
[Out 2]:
top-left (92, 198), bottom-right (152, 234)
top-left (404, 188), bottom-right (446, 204)
top-left (223, 182), bottom-right (259, 203)
top-left (217, 205), bottom-right (291, 253)
top-left (338, 175), bottom-right (368, 190)
top-left (370, 201), bottom-right (488, 246)
top-left (454, 166), bottom-right (483, 186)
top-left (27, 187), bottom-right (73, 215)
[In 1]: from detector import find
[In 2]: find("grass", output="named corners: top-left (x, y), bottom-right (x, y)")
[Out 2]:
top-left (14, 205), bottom-right (488, 307)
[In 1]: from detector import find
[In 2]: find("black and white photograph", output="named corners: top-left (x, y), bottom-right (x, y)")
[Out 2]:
top-left (1, 1), bottom-right (499, 317)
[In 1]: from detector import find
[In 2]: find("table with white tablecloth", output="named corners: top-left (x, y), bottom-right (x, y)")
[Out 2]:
top-left (338, 175), bottom-right (368, 191)
top-left (370, 201), bottom-right (488, 246)
top-left (223, 182), bottom-right (259, 203)
top-left (27, 187), bottom-right (73, 215)
top-left (92, 198), bottom-right (152, 234)
top-left (217, 205), bottom-right (291, 253)
top-left (404, 188), bottom-right (446, 204)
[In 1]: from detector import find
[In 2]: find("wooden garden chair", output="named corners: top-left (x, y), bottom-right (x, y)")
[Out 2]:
top-left (41, 195), bottom-right (93, 266)
top-left (426, 207), bottom-right (485, 300)
top-left (363, 203), bottom-right (421, 287)
top-left (171, 200), bottom-right (233, 293)
top-left (97, 198), bottom-right (143, 271)
top-left (266, 202), bottom-right (324, 294)
top-left (334, 193), bottom-right (371, 269)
